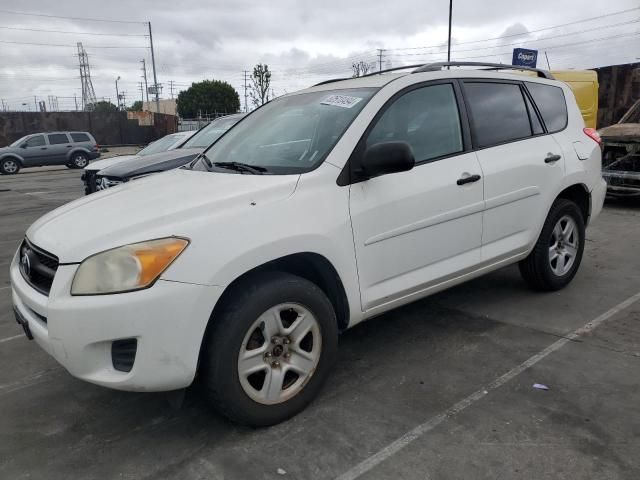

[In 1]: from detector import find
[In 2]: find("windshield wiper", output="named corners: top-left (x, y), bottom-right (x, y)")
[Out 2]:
top-left (213, 161), bottom-right (268, 174)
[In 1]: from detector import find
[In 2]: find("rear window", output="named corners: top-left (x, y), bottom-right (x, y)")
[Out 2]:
top-left (464, 82), bottom-right (532, 148)
top-left (48, 133), bottom-right (70, 145)
top-left (526, 82), bottom-right (568, 132)
top-left (70, 132), bottom-right (91, 143)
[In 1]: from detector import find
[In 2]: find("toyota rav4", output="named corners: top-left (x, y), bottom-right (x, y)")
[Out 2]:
top-left (10, 62), bottom-right (606, 426)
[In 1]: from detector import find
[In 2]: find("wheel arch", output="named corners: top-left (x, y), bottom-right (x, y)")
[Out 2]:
top-left (556, 183), bottom-right (591, 225)
top-left (196, 252), bottom-right (351, 374)
top-left (66, 148), bottom-right (90, 161)
top-left (0, 154), bottom-right (24, 166)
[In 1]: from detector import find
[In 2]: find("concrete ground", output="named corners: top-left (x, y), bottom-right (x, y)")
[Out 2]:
top-left (0, 169), bottom-right (638, 480)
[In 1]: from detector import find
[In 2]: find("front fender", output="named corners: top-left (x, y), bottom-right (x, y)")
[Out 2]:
top-left (0, 153), bottom-right (24, 165)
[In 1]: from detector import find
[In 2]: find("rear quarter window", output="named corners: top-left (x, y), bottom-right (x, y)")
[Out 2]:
top-left (70, 133), bottom-right (91, 142)
top-left (525, 82), bottom-right (568, 133)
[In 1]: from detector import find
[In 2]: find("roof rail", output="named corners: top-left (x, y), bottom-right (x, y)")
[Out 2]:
top-left (412, 62), bottom-right (555, 79)
top-left (312, 64), bottom-right (426, 87)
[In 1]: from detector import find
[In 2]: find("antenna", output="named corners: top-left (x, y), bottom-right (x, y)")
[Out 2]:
top-left (77, 42), bottom-right (97, 111)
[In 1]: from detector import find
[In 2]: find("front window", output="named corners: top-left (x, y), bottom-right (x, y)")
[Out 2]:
top-left (191, 88), bottom-right (377, 174)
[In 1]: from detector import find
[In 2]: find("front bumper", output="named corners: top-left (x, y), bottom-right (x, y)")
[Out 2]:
top-left (10, 252), bottom-right (222, 392)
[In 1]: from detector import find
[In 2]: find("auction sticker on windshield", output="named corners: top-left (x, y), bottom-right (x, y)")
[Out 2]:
top-left (320, 94), bottom-right (363, 108)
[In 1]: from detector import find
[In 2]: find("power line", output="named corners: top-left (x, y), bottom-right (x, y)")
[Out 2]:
top-left (387, 19), bottom-right (640, 57)
top-left (0, 40), bottom-right (148, 48)
top-left (387, 6), bottom-right (640, 51)
top-left (0, 9), bottom-right (146, 24)
top-left (0, 26), bottom-right (147, 36)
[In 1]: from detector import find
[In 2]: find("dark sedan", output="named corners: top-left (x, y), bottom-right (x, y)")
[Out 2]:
top-left (92, 113), bottom-right (246, 193)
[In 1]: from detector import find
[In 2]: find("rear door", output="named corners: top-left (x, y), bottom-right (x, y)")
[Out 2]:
top-left (461, 80), bottom-right (565, 262)
top-left (20, 135), bottom-right (48, 166)
top-left (349, 81), bottom-right (484, 311)
top-left (46, 133), bottom-right (73, 164)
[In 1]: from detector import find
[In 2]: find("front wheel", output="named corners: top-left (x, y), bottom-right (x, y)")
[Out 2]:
top-left (519, 198), bottom-right (585, 291)
top-left (1, 158), bottom-right (20, 175)
top-left (201, 271), bottom-right (338, 426)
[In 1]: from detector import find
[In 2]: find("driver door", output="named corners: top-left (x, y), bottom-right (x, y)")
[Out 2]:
top-left (348, 81), bottom-right (484, 311)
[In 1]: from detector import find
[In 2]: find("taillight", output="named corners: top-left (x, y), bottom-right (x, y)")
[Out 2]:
top-left (583, 128), bottom-right (601, 145)
top-left (94, 144), bottom-right (100, 151)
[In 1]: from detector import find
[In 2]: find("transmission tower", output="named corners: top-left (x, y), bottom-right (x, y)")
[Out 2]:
top-left (77, 42), bottom-right (97, 111)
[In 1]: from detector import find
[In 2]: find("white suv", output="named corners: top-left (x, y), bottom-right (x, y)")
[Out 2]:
top-left (11, 63), bottom-right (606, 426)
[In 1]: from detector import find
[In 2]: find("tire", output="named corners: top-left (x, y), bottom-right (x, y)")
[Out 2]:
top-left (0, 157), bottom-right (21, 175)
top-left (519, 198), bottom-right (585, 291)
top-left (69, 152), bottom-right (88, 169)
top-left (201, 271), bottom-right (338, 426)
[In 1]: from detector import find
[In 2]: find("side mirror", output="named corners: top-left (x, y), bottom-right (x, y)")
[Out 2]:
top-left (20, 143), bottom-right (27, 149)
top-left (361, 141), bottom-right (415, 179)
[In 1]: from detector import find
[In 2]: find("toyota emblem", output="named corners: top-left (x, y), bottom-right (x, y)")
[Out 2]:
top-left (21, 249), bottom-right (31, 277)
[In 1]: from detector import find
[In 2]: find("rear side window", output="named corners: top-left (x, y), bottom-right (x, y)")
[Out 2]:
top-left (526, 82), bottom-right (567, 132)
top-left (70, 132), bottom-right (90, 142)
top-left (464, 82), bottom-right (532, 148)
top-left (48, 133), bottom-right (70, 145)
top-left (366, 83), bottom-right (463, 163)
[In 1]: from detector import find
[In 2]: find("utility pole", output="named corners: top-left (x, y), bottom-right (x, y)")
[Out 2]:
top-left (34, 96), bottom-right (38, 111)
top-left (115, 76), bottom-right (121, 110)
top-left (74, 94), bottom-right (78, 111)
top-left (447, 0), bottom-right (453, 63)
top-left (139, 82), bottom-right (144, 105)
top-left (243, 70), bottom-right (249, 112)
top-left (168, 80), bottom-right (175, 99)
top-left (377, 49), bottom-right (385, 72)
top-left (140, 58), bottom-right (149, 103)
top-left (544, 51), bottom-right (551, 70)
top-left (148, 22), bottom-right (160, 114)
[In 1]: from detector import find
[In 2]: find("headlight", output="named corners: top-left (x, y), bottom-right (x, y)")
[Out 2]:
top-left (71, 237), bottom-right (189, 295)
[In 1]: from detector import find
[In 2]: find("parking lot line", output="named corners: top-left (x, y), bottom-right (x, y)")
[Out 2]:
top-left (0, 334), bottom-right (22, 344)
top-left (335, 290), bottom-right (640, 480)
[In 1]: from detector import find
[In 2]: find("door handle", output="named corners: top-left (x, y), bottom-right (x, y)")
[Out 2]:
top-left (544, 153), bottom-right (561, 163)
top-left (456, 174), bottom-right (481, 186)
top-left (40, 147), bottom-right (47, 150)
top-left (66, 145), bottom-right (72, 148)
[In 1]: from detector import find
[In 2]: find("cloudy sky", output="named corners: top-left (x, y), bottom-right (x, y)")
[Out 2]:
top-left (0, 0), bottom-right (638, 112)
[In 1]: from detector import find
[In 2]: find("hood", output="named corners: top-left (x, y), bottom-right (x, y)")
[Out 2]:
top-left (599, 123), bottom-right (640, 142)
top-left (26, 168), bottom-right (299, 262)
top-left (98, 148), bottom-right (203, 179)
top-left (85, 154), bottom-right (137, 172)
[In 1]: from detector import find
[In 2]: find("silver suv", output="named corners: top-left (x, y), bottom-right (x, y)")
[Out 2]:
top-left (0, 131), bottom-right (100, 175)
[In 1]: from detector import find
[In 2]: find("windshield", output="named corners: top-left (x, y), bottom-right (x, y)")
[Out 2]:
top-left (192, 88), bottom-right (377, 174)
top-left (10, 135), bottom-right (29, 147)
top-left (181, 115), bottom-right (244, 149)
top-left (137, 134), bottom-right (182, 156)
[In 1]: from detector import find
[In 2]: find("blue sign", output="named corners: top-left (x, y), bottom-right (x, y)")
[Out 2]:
top-left (512, 48), bottom-right (538, 68)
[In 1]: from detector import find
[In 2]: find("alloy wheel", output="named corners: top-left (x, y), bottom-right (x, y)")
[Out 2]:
top-left (549, 214), bottom-right (579, 276)
top-left (237, 303), bottom-right (322, 405)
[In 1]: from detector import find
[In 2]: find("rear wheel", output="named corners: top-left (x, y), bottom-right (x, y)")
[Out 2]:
top-left (69, 152), bottom-right (88, 169)
top-left (1, 158), bottom-right (20, 175)
top-left (519, 198), bottom-right (585, 291)
top-left (201, 271), bottom-right (338, 426)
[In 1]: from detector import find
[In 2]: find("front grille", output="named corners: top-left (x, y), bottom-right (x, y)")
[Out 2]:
top-left (19, 240), bottom-right (59, 296)
top-left (112, 338), bottom-right (137, 372)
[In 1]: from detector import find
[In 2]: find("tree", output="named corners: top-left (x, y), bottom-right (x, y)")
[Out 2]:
top-left (89, 101), bottom-right (117, 112)
top-left (127, 101), bottom-right (143, 112)
top-left (176, 80), bottom-right (240, 118)
top-left (249, 63), bottom-right (271, 108)
top-left (352, 61), bottom-right (373, 77)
